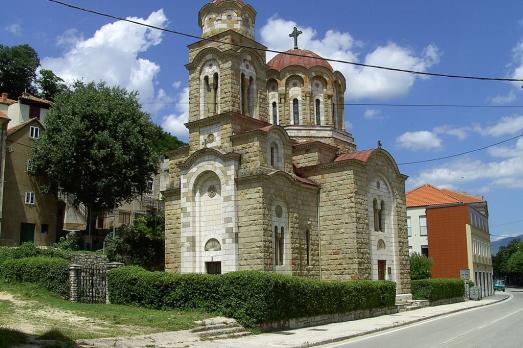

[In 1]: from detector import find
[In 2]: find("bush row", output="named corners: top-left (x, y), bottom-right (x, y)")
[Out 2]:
top-left (0, 257), bottom-right (70, 298)
top-left (411, 279), bottom-right (464, 302)
top-left (107, 267), bottom-right (396, 327)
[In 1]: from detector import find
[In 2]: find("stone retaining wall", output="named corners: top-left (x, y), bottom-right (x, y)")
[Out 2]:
top-left (260, 307), bottom-right (398, 331)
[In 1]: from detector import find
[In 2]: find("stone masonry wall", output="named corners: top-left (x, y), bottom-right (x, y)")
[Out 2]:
top-left (164, 189), bottom-right (181, 273)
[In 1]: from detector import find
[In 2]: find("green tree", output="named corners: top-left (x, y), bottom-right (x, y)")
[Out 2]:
top-left (150, 124), bottom-right (184, 155)
top-left (36, 69), bottom-right (67, 101)
top-left (31, 81), bottom-right (160, 243)
top-left (104, 214), bottom-right (165, 270)
top-left (493, 239), bottom-right (522, 278)
top-left (410, 252), bottom-right (432, 280)
top-left (0, 44), bottom-right (39, 98)
top-left (507, 250), bottom-right (523, 277)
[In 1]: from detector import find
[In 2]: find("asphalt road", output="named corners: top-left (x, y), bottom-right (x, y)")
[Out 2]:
top-left (325, 289), bottom-right (523, 348)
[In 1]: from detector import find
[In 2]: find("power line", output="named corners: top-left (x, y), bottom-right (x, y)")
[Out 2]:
top-left (398, 132), bottom-right (523, 165)
top-left (142, 99), bottom-right (523, 109)
top-left (48, 0), bottom-right (523, 83)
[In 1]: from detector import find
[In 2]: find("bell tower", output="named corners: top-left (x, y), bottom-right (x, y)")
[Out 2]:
top-left (185, 0), bottom-right (269, 153)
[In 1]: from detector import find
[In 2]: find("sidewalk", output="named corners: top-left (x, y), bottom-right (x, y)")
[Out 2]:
top-left (199, 293), bottom-right (510, 348)
top-left (77, 293), bottom-right (509, 348)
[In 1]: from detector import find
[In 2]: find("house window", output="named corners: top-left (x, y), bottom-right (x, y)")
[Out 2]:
top-left (41, 224), bottom-right (49, 234)
top-left (407, 217), bottom-right (412, 237)
top-left (315, 99), bottom-right (321, 125)
top-left (421, 245), bottom-right (429, 257)
top-left (272, 102), bottom-right (278, 125)
top-left (119, 211), bottom-right (131, 225)
top-left (29, 126), bottom-right (40, 139)
top-left (293, 98), bottom-right (300, 125)
top-left (419, 215), bottom-right (427, 236)
top-left (29, 105), bottom-right (40, 119)
top-left (305, 229), bottom-right (310, 266)
top-left (24, 192), bottom-right (35, 205)
top-left (97, 214), bottom-right (104, 229)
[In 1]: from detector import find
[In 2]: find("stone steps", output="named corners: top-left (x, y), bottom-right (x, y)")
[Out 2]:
top-left (192, 317), bottom-right (252, 341)
top-left (397, 300), bottom-right (429, 312)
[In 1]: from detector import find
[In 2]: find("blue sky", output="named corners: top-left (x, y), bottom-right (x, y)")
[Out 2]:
top-left (3, 0), bottom-right (523, 239)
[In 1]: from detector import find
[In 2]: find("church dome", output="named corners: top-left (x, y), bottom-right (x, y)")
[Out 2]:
top-left (267, 49), bottom-right (333, 72)
top-left (212, 0), bottom-right (244, 3)
top-left (199, 0), bottom-right (256, 40)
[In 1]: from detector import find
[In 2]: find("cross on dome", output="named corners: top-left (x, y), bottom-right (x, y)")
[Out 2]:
top-left (289, 26), bottom-right (303, 50)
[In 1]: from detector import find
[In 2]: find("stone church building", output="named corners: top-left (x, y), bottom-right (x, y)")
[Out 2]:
top-left (164, 0), bottom-right (411, 295)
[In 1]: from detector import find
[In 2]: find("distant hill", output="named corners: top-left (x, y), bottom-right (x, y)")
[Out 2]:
top-left (491, 235), bottom-right (523, 255)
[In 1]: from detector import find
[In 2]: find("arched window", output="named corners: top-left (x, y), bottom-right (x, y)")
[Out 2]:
top-left (305, 229), bottom-right (310, 266)
top-left (212, 73), bottom-right (219, 115)
top-left (379, 201), bottom-right (385, 232)
top-left (332, 101), bottom-right (338, 129)
top-left (315, 99), bottom-right (321, 125)
top-left (272, 102), bottom-right (278, 125)
top-left (270, 144), bottom-right (276, 167)
top-left (377, 239), bottom-right (386, 250)
top-left (293, 98), bottom-right (300, 125)
top-left (279, 226), bottom-right (285, 266)
top-left (248, 76), bottom-right (255, 116)
top-left (241, 73), bottom-right (247, 115)
top-left (373, 199), bottom-right (379, 232)
top-left (274, 226), bottom-right (279, 265)
top-left (205, 238), bottom-right (221, 251)
top-left (204, 76), bottom-right (212, 117)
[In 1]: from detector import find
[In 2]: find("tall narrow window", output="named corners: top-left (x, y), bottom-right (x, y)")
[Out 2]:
top-left (274, 226), bottom-right (280, 266)
top-left (204, 76), bottom-right (212, 117)
top-left (29, 126), bottom-right (40, 139)
top-left (248, 76), bottom-right (255, 117)
top-left (241, 73), bottom-right (247, 115)
top-left (407, 217), bottom-right (412, 237)
top-left (373, 199), bottom-right (379, 231)
top-left (272, 102), bottom-right (278, 125)
top-left (379, 200), bottom-right (385, 231)
top-left (270, 145), bottom-right (275, 167)
top-left (315, 99), bottom-right (321, 125)
top-left (212, 73), bottom-right (219, 114)
top-left (305, 229), bottom-right (310, 266)
top-left (419, 215), bottom-right (427, 236)
top-left (25, 192), bottom-right (35, 205)
top-left (293, 98), bottom-right (299, 125)
top-left (332, 102), bottom-right (338, 129)
top-left (279, 226), bottom-right (285, 265)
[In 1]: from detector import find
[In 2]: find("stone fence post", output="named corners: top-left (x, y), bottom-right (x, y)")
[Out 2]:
top-left (69, 264), bottom-right (82, 302)
top-left (106, 262), bottom-right (124, 304)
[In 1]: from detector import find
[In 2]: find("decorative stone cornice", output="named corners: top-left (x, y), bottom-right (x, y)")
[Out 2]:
top-left (178, 147), bottom-right (241, 170)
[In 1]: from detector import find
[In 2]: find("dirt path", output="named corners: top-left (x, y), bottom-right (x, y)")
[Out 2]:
top-left (0, 291), bottom-right (145, 338)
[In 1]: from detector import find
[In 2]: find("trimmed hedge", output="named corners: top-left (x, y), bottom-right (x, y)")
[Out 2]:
top-left (0, 243), bottom-right (72, 265)
top-left (107, 267), bottom-right (396, 327)
top-left (0, 257), bottom-right (70, 298)
top-left (411, 279), bottom-right (464, 302)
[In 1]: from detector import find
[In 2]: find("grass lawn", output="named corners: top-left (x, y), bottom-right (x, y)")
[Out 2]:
top-left (0, 281), bottom-right (212, 342)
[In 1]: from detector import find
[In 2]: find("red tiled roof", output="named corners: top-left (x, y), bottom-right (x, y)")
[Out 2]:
top-left (406, 184), bottom-right (483, 208)
top-left (295, 175), bottom-right (318, 187)
top-left (268, 49), bottom-right (333, 72)
top-left (7, 118), bottom-right (39, 136)
top-left (19, 93), bottom-right (51, 106)
top-left (212, 0), bottom-right (244, 3)
top-left (335, 149), bottom-right (374, 163)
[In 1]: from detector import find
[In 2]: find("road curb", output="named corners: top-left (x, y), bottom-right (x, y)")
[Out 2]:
top-left (296, 293), bottom-right (512, 348)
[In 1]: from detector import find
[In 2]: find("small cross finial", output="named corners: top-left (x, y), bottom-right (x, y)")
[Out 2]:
top-left (378, 140), bottom-right (383, 148)
top-left (289, 26), bottom-right (303, 50)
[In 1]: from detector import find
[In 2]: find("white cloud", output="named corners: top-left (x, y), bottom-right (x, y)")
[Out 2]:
top-left (42, 10), bottom-right (169, 115)
top-left (260, 16), bottom-right (440, 100)
top-left (363, 109), bottom-right (383, 120)
top-left (433, 125), bottom-right (469, 140)
top-left (56, 28), bottom-right (84, 48)
top-left (5, 23), bottom-right (22, 36)
top-left (161, 87), bottom-right (189, 140)
top-left (474, 115), bottom-right (523, 137)
top-left (397, 131), bottom-right (442, 151)
top-left (172, 81), bottom-right (182, 89)
top-left (490, 90), bottom-right (516, 105)
top-left (488, 138), bottom-right (523, 158)
top-left (511, 40), bottom-right (523, 88)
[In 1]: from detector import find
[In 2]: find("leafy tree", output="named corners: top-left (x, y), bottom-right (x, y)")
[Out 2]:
top-left (36, 69), bottom-right (67, 101)
top-left (31, 81), bottom-right (160, 242)
top-left (493, 239), bottom-right (522, 277)
top-left (410, 252), bottom-right (432, 280)
top-left (150, 124), bottom-right (184, 155)
top-left (507, 250), bottom-right (523, 277)
top-left (0, 44), bottom-right (39, 98)
top-left (104, 214), bottom-right (165, 270)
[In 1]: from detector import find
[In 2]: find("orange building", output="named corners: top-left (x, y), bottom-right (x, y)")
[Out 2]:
top-left (407, 185), bottom-right (493, 297)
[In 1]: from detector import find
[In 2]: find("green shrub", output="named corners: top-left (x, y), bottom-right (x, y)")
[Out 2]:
top-left (0, 243), bottom-right (72, 265)
top-left (411, 279), bottom-right (464, 302)
top-left (107, 267), bottom-right (396, 327)
top-left (409, 253), bottom-right (432, 280)
top-left (0, 257), bottom-right (70, 298)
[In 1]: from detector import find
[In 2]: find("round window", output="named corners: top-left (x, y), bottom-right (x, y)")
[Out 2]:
top-left (208, 185), bottom-right (217, 198)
